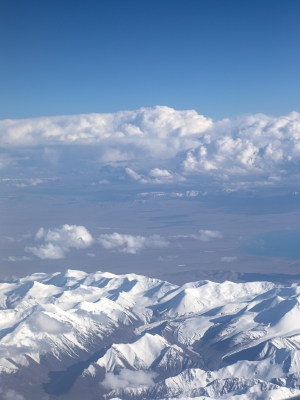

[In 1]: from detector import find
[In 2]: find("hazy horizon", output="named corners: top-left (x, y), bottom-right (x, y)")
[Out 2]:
top-left (1, 106), bottom-right (300, 284)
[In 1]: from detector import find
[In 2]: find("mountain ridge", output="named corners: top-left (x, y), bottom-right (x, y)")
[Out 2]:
top-left (0, 269), bottom-right (299, 399)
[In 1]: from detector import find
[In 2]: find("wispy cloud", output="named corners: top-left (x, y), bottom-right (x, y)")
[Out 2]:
top-left (102, 369), bottom-right (156, 390)
top-left (0, 177), bottom-right (54, 187)
top-left (221, 256), bottom-right (237, 263)
top-left (172, 230), bottom-right (223, 242)
top-left (6, 256), bottom-right (32, 262)
top-left (197, 230), bottom-right (223, 241)
top-left (126, 167), bottom-right (185, 184)
top-left (98, 232), bottom-right (169, 254)
top-left (0, 388), bottom-right (25, 400)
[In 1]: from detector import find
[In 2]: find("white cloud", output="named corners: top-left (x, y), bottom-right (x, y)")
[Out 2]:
top-left (26, 224), bottom-right (93, 259)
top-left (102, 369), bottom-right (156, 390)
top-left (126, 167), bottom-right (184, 184)
top-left (2, 107), bottom-right (300, 188)
top-left (17, 178), bottom-right (43, 187)
top-left (185, 190), bottom-right (200, 197)
top-left (7, 255), bottom-right (32, 262)
top-left (0, 106), bottom-right (211, 154)
top-left (26, 243), bottom-right (66, 260)
top-left (183, 111), bottom-right (300, 184)
top-left (149, 168), bottom-right (172, 179)
top-left (197, 230), bottom-right (223, 241)
top-left (1, 177), bottom-right (48, 187)
top-left (172, 230), bottom-right (223, 242)
top-left (98, 229), bottom-right (221, 254)
top-left (98, 232), bottom-right (169, 254)
top-left (1, 389), bottom-right (25, 400)
top-left (137, 190), bottom-right (203, 199)
top-left (126, 168), bottom-right (147, 184)
top-left (149, 168), bottom-right (185, 184)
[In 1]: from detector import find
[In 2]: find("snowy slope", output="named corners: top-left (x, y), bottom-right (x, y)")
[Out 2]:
top-left (0, 269), bottom-right (299, 399)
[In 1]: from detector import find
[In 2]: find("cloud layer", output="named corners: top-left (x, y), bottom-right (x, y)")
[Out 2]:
top-left (2, 106), bottom-right (300, 188)
top-left (23, 225), bottom-right (170, 259)
top-left (16, 224), bottom-right (223, 260)
top-left (183, 112), bottom-right (300, 182)
top-left (0, 106), bottom-right (210, 158)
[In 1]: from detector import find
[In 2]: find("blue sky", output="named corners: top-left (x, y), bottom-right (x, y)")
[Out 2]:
top-left (1, 1), bottom-right (300, 282)
top-left (1, 0), bottom-right (300, 119)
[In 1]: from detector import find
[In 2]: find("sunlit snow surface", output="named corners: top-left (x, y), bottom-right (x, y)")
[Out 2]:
top-left (0, 269), bottom-right (300, 399)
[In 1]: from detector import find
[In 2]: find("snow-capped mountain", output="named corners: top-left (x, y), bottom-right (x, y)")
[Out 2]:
top-left (0, 269), bottom-right (300, 399)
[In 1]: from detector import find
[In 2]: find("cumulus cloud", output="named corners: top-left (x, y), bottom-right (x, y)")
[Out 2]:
top-left (26, 224), bottom-right (93, 259)
top-left (183, 111), bottom-right (300, 184)
top-left (2, 106), bottom-right (300, 188)
top-left (0, 106), bottom-right (211, 154)
top-left (102, 369), bottom-right (156, 390)
top-left (98, 232), bottom-right (169, 254)
top-left (26, 243), bottom-right (65, 260)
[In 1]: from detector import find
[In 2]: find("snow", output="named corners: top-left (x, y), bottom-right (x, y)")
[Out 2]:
top-left (175, 316), bottom-right (214, 345)
top-left (0, 269), bottom-right (299, 399)
top-left (97, 333), bottom-right (169, 371)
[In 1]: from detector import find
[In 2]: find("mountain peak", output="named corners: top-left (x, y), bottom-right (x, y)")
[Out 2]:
top-left (0, 269), bottom-right (300, 399)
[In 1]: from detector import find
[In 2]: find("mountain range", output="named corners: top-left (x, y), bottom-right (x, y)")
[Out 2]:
top-left (0, 269), bottom-right (299, 399)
